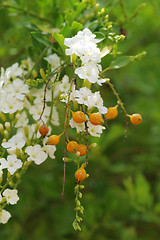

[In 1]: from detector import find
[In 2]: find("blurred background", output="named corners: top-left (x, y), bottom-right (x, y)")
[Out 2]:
top-left (0, 0), bottom-right (160, 239)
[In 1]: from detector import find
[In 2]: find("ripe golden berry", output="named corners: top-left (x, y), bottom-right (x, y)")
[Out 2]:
top-left (45, 135), bottom-right (60, 145)
top-left (39, 124), bottom-right (49, 137)
top-left (89, 113), bottom-right (104, 125)
top-left (72, 111), bottom-right (86, 123)
top-left (105, 105), bottom-right (118, 120)
top-left (67, 141), bottom-right (79, 153)
top-left (75, 165), bottom-right (87, 184)
top-left (77, 144), bottom-right (87, 156)
top-left (130, 113), bottom-right (142, 125)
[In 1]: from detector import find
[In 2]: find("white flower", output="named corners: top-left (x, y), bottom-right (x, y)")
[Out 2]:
top-left (5, 63), bottom-right (23, 80)
top-left (25, 144), bottom-right (48, 165)
top-left (64, 28), bottom-right (99, 59)
top-left (0, 95), bottom-right (23, 114)
top-left (0, 158), bottom-right (7, 170)
top-left (15, 111), bottom-right (29, 128)
top-left (87, 91), bottom-right (107, 114)
top-left (74, 87), bottom-right (92, 105)
top-left (44, 53), bottom-right (60, 71)
top-left (0, 67), bottom-right (8, 88)
top-left (3, 189), bottom-right (19, 205)
top-left (31, 88), bottom-right (51, 105)
top-left (5, 79), bottom-right (29, 100)
top-left (75, 62), bottom-right (101, 84)
top-left (0, 155), bottom-right (22, 175)
top-left (69, 118), bottom-right (85, 133)
top-left (21, 57), bottom-right (35, 71)
top-left (0, 193), bottom-right (2, 202)
top-left (59, 75), bottom-right (70, 93)
top-left (80, 45), bottom-right (101, 64)
top-left (2, 132), bottom-right (26, 151)
top-left (42, 144), bottom-right (56, 159)
top-left (0, 209), bottom-right (11, 224)
top-left (51, 106), bottom-right (60, 126)
top-left (87, 122), bottom-right (105, 137)
top-left (29, 103), bottom-right (50, 122)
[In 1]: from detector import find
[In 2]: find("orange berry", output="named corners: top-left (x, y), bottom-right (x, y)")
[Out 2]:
top-left (67, 141), bottom-right (79, 153)
top-left (75, 165), bottom-right (87, 184)
top-left (89, 113), bottom-right (104, 125)
top-left (77, 144), bottom-right (87, 156)
top-left (72, 111), bottom-right (86, 123)
top-left (105, 106), bottom-right (118, 120)
top-left (45, 135), bottom-right (60, 145)
top-left (130, 113), bottom-right (142, 125)
top-left (39, 124), bottom-right (49, 137)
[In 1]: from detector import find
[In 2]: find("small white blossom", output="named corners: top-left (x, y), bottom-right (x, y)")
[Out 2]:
top-left (31, 88), bottom-right (51, 105)
top-left (87, 91), bottom-right (107, 114)
top-left (64, 28), bottom-right (99, 59)
top-left (42, 143), bottom-right (56, 159)
top-left (87, 122), bottom-right (105, 137)
top-left (59, 75), bottom-right (70, 93)
top-left (69, 118), bottom-right (85, 133)
top-left (75, 62), bottom-right (102, 84)
top-left (15, 111), bottom-right (29, 128)
top-left (3, 189), bottom-right (19, 205)
top-left (5, 79), bottom-right (29, 100)
top-left (2, 132), bottom-right (26, 151)
top-left (51, 106), bottom-right (60, 126)
top-left (29, 103), bottom-right (50, 122)
top-left (0, 209), bottom-right (11, 224)
top-left (25, 144), bottom-right (48, 165)
top-left (0, 67), bottom-right (8, 87)
top-left (5, 63), bottom-right (23, 80)
top-left (0, 155), bottom-right (22, 175)
top-left (0, 193), bottom-right (2, 202)
top-left (74, 87), bottom-right (92, 105)
top-left (44, 53), bottom-right (60, 71)
top-left (0, 95), bottom-right (23, 114)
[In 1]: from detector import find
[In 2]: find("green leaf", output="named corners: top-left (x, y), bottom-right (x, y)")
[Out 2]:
top-left (94, 32), bottom-right (105, 43)
top-left (109, 56), bottom-right (131, 69)
top-left (60, 22), bottom-right (72, 37)
top-left (135, 173), bottom-right (153, 208)
top-left (52, 32), bottom-right (66, 54)
top-left (65, 11), bottom-right (74, 26)
top-left (71, 21), bottom-right (83, 34)
top-left (31, 32), bottom-right (52, 48)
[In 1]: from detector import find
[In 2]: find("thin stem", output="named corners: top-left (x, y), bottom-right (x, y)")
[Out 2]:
top-left (99, 74), bottom-right (128, 138)
top-left (0, 4), bottom-right (50, 23)
top-left (26, 47), bottom-right (49, 79)
top-left (61, 77), bottom-right (75, 199)
top-left (119, 0), bottom-right (127, 21)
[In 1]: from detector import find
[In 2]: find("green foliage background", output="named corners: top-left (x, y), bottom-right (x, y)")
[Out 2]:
top-left (0, 0), bottom-right (160, 239)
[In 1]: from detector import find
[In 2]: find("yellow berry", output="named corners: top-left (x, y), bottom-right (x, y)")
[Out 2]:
top-left (105, 106), bottom-right (118, 119)
top-left (45, 135), bottom-right (60, 145)
top-left (72, 111), bottom-right (86, 123)
top-left (67, 141), bottom-right (79, 153)
top-left (75, 165), bottom-right (87, 184)
top-left (77, 144), bottom-right (87, 156)
top-left (89, 113), bottom-right (104, 125)
top-left (130, 113), bottom-right (142, 125)
top-left (39, 124), bottom-right (49, 137)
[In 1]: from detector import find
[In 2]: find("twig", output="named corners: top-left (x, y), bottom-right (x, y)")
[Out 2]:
top-left (61, 77), bottom-right (75, 199)
top-left (0, 4), bottom-right (50, 23)
top-left (119, 0), bottom-right (127, 21)
top-left (99, 74), bottom-right (128, 139)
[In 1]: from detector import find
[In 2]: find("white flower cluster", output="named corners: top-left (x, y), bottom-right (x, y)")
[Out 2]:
top-left (0, 189), bottom-right (19, 224)
top-left (64, 28), bottom-right (106, 86)
top-left (64, 29), bottom-right (108, 137)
